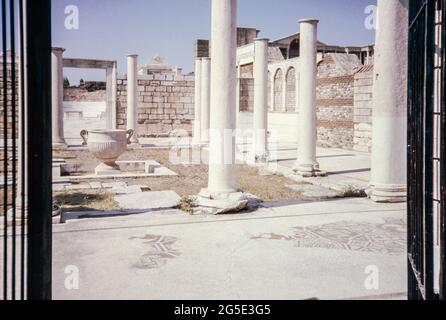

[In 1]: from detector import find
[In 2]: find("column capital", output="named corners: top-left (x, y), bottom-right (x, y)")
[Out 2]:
top-left (299, 18), bottom-right (319, 25)
top-left (127, 54), bottom-right (138, 58)
top-left (51, 47), bottom-right (65, 54)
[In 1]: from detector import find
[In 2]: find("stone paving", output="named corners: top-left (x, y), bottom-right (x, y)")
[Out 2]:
top-left (237, 142), bottom-right (370, 193)
top-left (51, 197), bottom-right (406, 300)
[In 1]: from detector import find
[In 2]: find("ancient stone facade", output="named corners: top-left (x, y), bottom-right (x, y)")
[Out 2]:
top-left (240, 78), bottom-right (254, 112)
top-left (63, 87), bottom-right (106, 102)
top-left (0, 59), bottom-right (18, 139)
top-left (353, 65), bottom-right (373, 153)
top-left (316, 54), bottom-right (360, 149)
top-left (116, 75), bottom-right (195, 137)
top-left (195, 40), bottom-right (210, 58)
top-left (237, 53), bottom-right (364, 150)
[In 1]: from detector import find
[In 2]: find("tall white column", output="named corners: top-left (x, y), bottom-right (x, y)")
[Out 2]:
top-left (369, 0), bottom-right (408, 202)
top-left (200, 57), bottom-right (211, 144)
top-left (235, 63), bottom-right (241, 129)
top-left (201, 0), bottom-right (238, 197)
top-left (51, 47), bottom-right (66, 149)
top-left (294, 19), bottom-right (323, 176)
top-left (193, 58), bottom-right (202, 145)
top-left (127, 54), bottom-right (139, 144)
top-left (253, 38), bottom-right (269, 162)
top-left (107, 61), bottom-right (118, 129)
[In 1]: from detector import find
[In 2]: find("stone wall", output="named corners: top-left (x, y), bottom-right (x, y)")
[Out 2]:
top-left (237, 28), bottom-right (258, 46)
top-left (116, 75), bottom-right (195, 137)
top-left (195, 40), bottom-right (210, 58)
top-left (0, 60), bottom-right (18, 139)
top-left (353, 65), bottom-right (374, 153)
top-left (64, 87), bottom-right (106, 102)
top-left (240, 63), bottom-right (253, 78)
top-left (237, 53), bottom-right (366, 151)
top-left (315, 54), bottom-right (361, 150)
top-left (240, 78), bottom-right (254, 112)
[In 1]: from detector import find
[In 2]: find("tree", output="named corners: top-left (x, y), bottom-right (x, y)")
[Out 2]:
top-left (63, 77), bottom-right (70, 88)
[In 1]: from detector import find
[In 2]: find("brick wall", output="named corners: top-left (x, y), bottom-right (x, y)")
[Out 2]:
top-left (116, 75), bottom-right (195, 137)
top-left (195, 40), bottom-right (210, 58)
top-left (240, 63), bottom-right (253, 78)
top-left (315, 54), bottom-right (360, 150)
top-left (240, 78), bottom-right (254, 112)
top-left (353, 65), bottom-right (374, 153)
top-left (0, 60), bottom-right (18, 139)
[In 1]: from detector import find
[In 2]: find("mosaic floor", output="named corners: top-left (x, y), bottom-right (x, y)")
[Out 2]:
top-left (251, 218), bottom-right (406, 255)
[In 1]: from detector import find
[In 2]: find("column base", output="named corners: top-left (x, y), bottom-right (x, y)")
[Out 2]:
top-left (196, 188), bottom-right (249, 215)
top-left (293, 162), bottom-right (327, 177)
top-left (52, 141), bottom-right (67, 150)
top-left (369, 183), bottom-right (407, 203)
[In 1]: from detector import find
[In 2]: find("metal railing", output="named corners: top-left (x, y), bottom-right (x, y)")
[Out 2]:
top-left (408, 0), bottom-right (446, 300)
top-left (1, 0), bottom-right (52, 300)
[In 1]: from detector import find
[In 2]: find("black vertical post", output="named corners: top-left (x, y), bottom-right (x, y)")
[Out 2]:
top-left (441, 0), bottom-right (446, 300)
top-left (424, 0), bottom-right (437, 300)
top-left (26, 0), bottom-right (53, 300)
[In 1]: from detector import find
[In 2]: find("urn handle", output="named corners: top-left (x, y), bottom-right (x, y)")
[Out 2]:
top-left (80, 130), bottom-right (88, 146)
top-left (126, 129), bottom-right (134, 145)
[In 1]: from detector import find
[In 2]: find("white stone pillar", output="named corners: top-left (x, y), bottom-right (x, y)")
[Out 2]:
top-left (51, 47), bottom-right (66, 148)
top-left (253, 38), bottom-right (269, 162)
top-left (201, 0), bottom-right (238, 197)
top-left (193, 58), bottom-right (202, 145)
top-left (107, 61), bottom-right (118, 130)
top-left (369, 0), bottom-right (408, 202)
top-left (201, 57), bottom-right (211, 144)
top-left (127, 54), bottom-right (139, 144)
top-left (294, 19), bottom-right (322, 176)
top-left (235, 63), bottom-right (241, 129)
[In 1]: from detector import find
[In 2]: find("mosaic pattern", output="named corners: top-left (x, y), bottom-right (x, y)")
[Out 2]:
top-left (130, 234), bottom-right (180, 269)
top-left (251, 218), bottom-right (406, 255)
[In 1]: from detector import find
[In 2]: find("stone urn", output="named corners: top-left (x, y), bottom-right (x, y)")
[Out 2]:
top-left (80, 129), bottom-right (134, 175)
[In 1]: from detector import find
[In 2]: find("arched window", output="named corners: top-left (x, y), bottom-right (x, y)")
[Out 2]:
top-left (286, 67), bottom-right (296, 112)
top-left (273, 69), bottom-right (283, 111)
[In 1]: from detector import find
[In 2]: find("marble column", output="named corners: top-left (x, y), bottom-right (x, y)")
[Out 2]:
top-left (235, 63), bottom-right (241, 129)
top-left (193, 58), bottom-right (202, 145)
top-left (253, 38), bottom-right (269, 163)
top-left (201, 0), bottom-right (239, 198)
top-left (127, 54), bottom-right (139, 144)
top-left (369, 0), bottom-right (408, 202)
top-left (51, 47), bottom-right (66, 148)
top-left (200, 57), bottom-right (211, 144)
top-left (294, 19), bottom-right (323, 176)
top-left (106, 61), bottom-right (118, 129)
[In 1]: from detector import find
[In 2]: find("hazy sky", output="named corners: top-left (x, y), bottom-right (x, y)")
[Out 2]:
top-left (51, 0), bottom-right (377, 83)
